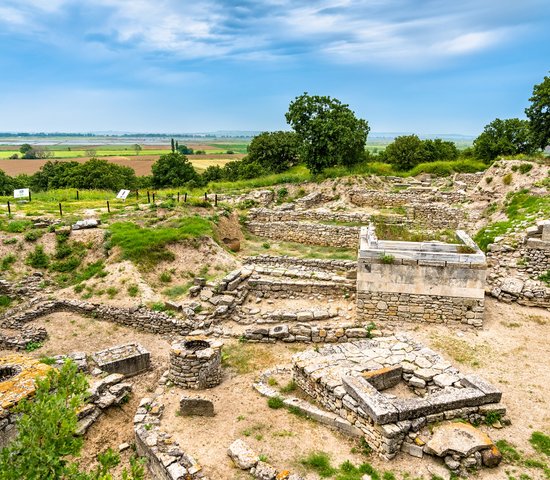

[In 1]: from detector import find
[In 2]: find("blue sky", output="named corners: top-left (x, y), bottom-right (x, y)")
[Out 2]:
top-left (0, 0), bottom-right (548, 136)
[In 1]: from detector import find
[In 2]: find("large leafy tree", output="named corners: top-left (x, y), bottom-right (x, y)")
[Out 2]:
top-left (384, 135), bottom-right (426, 171)
top-left (285, 93), bottom-right (370, 174)
top-left (422, 138), bottom-right (459, 162)
top-left (246, 131), bottom-right (300, 173)
top-left (525, 74), bottom-right (550, 150)
top-left (70, 159), bottom-right (137, 191)
top-left (0, 360), bottom-right (144, 480)
top-left (473, 118), bottom-right (534, 162)
top-left (151, 152), bottom-right (198, 188)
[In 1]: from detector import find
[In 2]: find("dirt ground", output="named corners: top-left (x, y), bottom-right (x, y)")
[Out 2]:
top-left (3, 298), bottom-right (548, 479)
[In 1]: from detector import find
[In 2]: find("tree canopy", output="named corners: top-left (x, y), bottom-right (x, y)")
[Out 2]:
top-left (384, 135), bottom-right (426, 170)
top-left (151, 152), bottom-right (198, 188)
top-left (473, 118), bottom-right (534, 162)
top-left (285, 93), bottom-right (370, 174)
top-left (525, 74), bottom-right (550, 150)
top-left (246, 131), bottom-right (300, 173)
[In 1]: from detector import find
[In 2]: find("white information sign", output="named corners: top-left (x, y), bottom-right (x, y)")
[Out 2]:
top-left (14, 188), bottom-right (29, 199)
top-left (116, 189), bottom-right (130, 200)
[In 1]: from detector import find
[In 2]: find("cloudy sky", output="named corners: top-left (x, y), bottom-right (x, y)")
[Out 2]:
top-left (0, 0), bottom-right (548, 135)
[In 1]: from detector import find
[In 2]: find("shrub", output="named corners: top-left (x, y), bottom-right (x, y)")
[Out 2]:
top-left (127, 284), bottom-right (139, 297)
top-left (519, 162), bottom-right (533, 174)
top-left (1, 254), bottom-right (16, 271)
top-left (0, 295), bottom-right (12, 308)
top-left (24, 230), bottom-right (43, 242)
top-left (50, 257), bottom-right (81, 273)
top-left (159, 271), bottom-right (172, 283)
top-left (26, 245), bottom-right (50, 269)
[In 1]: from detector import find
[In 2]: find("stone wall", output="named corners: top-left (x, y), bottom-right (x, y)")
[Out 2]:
top-left (247, 275), bottom-right (355, 298)
top-left (405, 204), bottom-right (466, 229)
top-left (349, 189), bottom-right (466, 208)
top-left (357, 292), bottom-right (484, 328)
top-left (243, 255), bottom-right (357, 276)
top-left (246, 221), bottom-right (359, 248)
top-left (248, 207), bottom-right (372, 224)
top-left (134, 397), bottom-right (208, 480)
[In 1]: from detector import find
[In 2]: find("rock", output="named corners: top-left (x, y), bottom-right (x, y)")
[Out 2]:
top-left (118, 442), bottom-right (130, 452)
top-left (425, 422), bottom-right (494, 457)
top-left (223, 238), bottom-right (241, 252)
top-left (444, 455), bottom-right (461, 470)
top-left (500, 277), bottom-right (524, 296)
top-left (228, 439), bottom-right (258, 470)
top-left (408, 376), bottom-right (426, 388)
top-left (481, 445), bottom-right (503, 468)
top-left (252, 460), bottom-right (277, 480)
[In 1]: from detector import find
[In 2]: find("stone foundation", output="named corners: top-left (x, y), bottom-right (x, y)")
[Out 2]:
top-left (92, 343), bottom-right (151, 377)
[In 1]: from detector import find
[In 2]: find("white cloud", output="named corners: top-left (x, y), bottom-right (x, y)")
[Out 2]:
top-left (0, 0), bottom-right (541, 68)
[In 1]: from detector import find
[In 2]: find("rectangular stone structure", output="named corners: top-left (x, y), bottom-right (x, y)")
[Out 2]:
top-left (92, 343), bottom-right (150, 377)
top-left (179, 396), bottom-right (215, 417)
top-left (357, 227), bottom-right (487, 327)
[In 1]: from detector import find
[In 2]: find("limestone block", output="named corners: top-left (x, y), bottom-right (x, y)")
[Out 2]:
top-left (425, 422), bottom-right (494, 457)
top-left (179, 396), bottom-right (215, 417)
top-left (228, 439), bottom-right (258, 470)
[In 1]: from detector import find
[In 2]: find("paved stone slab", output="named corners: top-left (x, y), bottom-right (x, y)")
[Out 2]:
top-left (425, 422), bottom-right (494, 457)
top-left (460, 374), bottom-right (502, 403)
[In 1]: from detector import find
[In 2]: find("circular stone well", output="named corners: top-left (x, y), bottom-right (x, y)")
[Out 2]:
top-left (168, 336), bottom-right (223, 389)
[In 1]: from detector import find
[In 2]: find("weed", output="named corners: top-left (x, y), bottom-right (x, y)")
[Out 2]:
top-left (484, 411), bottom-right (502, 426)
top-left (24, 229), bottom-right (43, 242)
top-left (38, 356), bottom-right (57, 365)
top-left (503, 173), bottom-right (513, 185)
top-left (267, 377), bottom-right (278, 387)
top-left (300, 452), bottom-right (337, 478)
top-left (496, 440), bottom-right (522, 463)
top-left (366, 322), bottom-right (377, 339)
top-left (280, 380), bottom-right (297, 394)
top-left (106, 287), bottom-right (118, 298)
top-left (262, 242), bottom-right (270, 249)
top-left (267, 396), bottom-right (284, 409)
top-left (380, 254), bottom-right (394, 264)
top-left (258, 454), bottom-right (268, 462)
top-left (0, 254), bottom-right (16, 271)
top-left (25, 341), bottom-right (43, 352)
top-left (127, 284), bottom-right (139, 297)
top-left (519, 163), bottom-right (533, 174)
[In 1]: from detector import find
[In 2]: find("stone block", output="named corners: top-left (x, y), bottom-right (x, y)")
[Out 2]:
top-left (460, 375), bottom-right (502, 403)
top-left (362, 366), bottom-right (402, 391)
top-left (342, 375), bottom-right (398, 424)
top-left (179, 396), bottom-right (215, 417)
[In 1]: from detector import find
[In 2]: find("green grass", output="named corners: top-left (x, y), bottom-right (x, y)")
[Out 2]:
top-left (531, 432), bottom-right (550, 457)
top-left (108, 216), bottom-right (212, 268)
top-left (474, 190), bottom-right (550, 251)
top-left (298, 452), bottom-right (391, 480)
top-left (267, 396), bottom-right (285, 409)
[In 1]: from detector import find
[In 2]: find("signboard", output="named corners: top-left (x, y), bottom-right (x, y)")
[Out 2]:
top-left (116, 189), bottom-right (130, 200)
top-left (14, 188), bottom-right (30, 199)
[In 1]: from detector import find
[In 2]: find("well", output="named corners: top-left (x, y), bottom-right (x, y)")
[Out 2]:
top-left (168, 336), bottom-right (223, 389)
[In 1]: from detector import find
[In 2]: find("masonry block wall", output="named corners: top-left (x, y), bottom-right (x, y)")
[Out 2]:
top-left (357, 228), bottom-right (487, 327)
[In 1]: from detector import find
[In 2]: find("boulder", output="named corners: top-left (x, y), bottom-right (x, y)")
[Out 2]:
top-left (481, 444), bottom-right (503, 468)
top-left (500, 277), bottom-right (524, 296)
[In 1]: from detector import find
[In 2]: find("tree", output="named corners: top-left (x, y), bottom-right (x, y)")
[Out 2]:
top-left (473, 118), bottom-right (534, 162)
top-left (422, 139), bottom-right (459, 162)
top-left (285, 93), bottom-right (370, 174)
top-left (151, 152), bottom-right (198, 188)
top-left (384, 135), bottom-right (426, 170)
top-left (31, 160), bottom-right (80, 191)
top-left (0, 360), bottom-right (144, 480)
top-left (133, 144), bottom-right (142, 155)
top-left (170, 138), bottom-right (175, 153)
top-left (246, 131), bottom-right (300, 173)
top-left (202, 165), bottom-right (223, 183)
top-left (525, 74), bottom-right (550, 150)
top-left (176, 144), bottom-right (194, 155)
top-left (70, 158), bottom-right (137, 191)
top-left (19, 143), bottom-right (33, 155)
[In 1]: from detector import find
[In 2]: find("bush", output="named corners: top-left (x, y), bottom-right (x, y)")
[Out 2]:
top-left (519, 162), bottom-right (533, 174)
top-left (408, 159), bottom-right (486, 177)
top-left (0, 254), bottom-right (16, 271)
top-left (26, 245), bottom-right (50, 269)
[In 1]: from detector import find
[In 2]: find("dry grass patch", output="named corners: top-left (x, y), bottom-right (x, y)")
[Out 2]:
top-left (429, 333), bottom-right (490, 368)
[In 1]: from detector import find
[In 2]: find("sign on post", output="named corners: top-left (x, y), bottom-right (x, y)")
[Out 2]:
top-left (116, 189), bottom-right (130, 200)
top-left (14, 188), bottom-right (30, 200)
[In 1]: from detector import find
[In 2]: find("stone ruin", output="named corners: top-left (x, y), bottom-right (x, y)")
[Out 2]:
top-left (291, 335), bottom-right (505, 465)
top-left (357, 226), bottom-right (487, 327)
top-left (0, 354), bottom-right (52, 448)
top-left (168, 336), bottom-right (223, 389)
top-left (91, 343), bottom-right (150, 377)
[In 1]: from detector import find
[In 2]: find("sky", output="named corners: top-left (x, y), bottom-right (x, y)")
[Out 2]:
top-left (0, 0), bottom-right (549, 136)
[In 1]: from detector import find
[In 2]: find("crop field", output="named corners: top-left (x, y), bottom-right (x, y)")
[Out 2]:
top-left (0, 154), bottom-right (243, 176)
